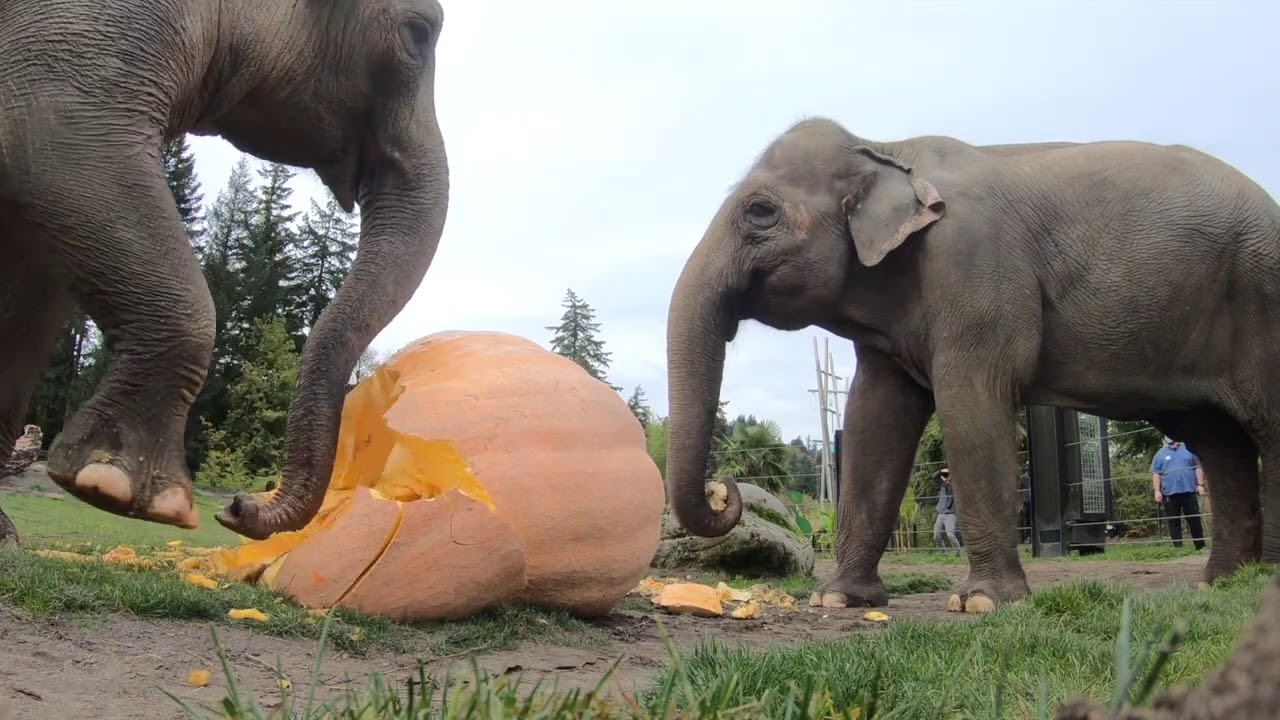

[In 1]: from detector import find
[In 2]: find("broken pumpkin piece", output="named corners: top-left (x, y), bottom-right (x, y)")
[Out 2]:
top-left (653, 583), bottom-right (724, 618)
top-left (731, 601), bottom-right (762, 620)
top-left (184, 572), bottom-right (219, 590)
top-left (186, 669), bottom-right (211, 687)
top-left (227, 608), bottom-right (270, 622)
top-left (201, 330), bottom-right (664, 622)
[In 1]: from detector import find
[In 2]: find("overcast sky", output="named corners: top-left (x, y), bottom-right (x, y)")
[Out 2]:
top-left (187, 0), bottom-right (1280, 444)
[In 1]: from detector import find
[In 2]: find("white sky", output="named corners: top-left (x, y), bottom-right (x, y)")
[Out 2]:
top-left (188, 0), bottom-right (1280, 444)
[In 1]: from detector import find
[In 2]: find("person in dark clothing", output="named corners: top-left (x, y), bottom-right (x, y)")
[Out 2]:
top-left (1150, 436), bottom-right (1208, 551)
top-left (933, 467), bottom-right (962, 555)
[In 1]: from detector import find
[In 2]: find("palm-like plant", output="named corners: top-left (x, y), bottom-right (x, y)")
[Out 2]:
top-left (714, 419), bottom-right (793, 494)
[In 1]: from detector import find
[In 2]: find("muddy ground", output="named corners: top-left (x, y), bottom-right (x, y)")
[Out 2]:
top-left (0, 546), bottom-right (1211, 720)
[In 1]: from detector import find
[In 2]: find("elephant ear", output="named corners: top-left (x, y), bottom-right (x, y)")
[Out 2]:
top-left (841, 146), bottom-right (946, 267)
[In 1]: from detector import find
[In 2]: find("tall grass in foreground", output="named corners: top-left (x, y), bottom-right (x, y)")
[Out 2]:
top-left (177, 564), bottom-right (1274, 719)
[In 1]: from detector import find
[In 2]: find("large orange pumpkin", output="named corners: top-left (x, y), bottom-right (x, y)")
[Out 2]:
top-left (199, 330), bottom-right (666, 621)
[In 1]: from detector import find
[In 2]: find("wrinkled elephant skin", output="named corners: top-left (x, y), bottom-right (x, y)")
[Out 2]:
top-left (665, 117), bottom-right (1280, 611)
top-left (0, 0), bottom-right (450, 541)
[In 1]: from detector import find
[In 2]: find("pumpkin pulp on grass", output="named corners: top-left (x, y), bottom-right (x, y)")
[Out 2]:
top-left (205, 362), bottom-right (496, 596)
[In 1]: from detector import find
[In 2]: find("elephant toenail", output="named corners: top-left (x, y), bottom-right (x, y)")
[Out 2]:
top-left (821, 592), bottom-right (849, 608)
top-left (946, 594), bottom-right (963, 612)
top-left (964, 595), bottom-right (996, 614)
top-left (149, 486), bottom-right (198, 529)
top-left (74, 463), bottom-right (133, 504)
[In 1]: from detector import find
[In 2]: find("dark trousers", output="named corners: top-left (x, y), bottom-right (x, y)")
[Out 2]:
top-left (1163, 491), bottom-right (1205, 549)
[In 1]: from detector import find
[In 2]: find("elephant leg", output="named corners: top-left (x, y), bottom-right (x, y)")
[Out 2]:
top-left (1153, 411), bottom-right (1261, 582)
top-left (0, 228), bottom-right (78, 545)
top-left (810, 348), bottom-right (934, 609)
top-left (934, 381), bottom-right (1029, 610)
top-left (32, 150), bottom-right (214, 530)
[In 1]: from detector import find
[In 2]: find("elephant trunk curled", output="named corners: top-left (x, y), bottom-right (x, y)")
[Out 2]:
top-left (216, 126), bottom-right (449, 540)
top-left (664, 224), bottom-right (744, 537)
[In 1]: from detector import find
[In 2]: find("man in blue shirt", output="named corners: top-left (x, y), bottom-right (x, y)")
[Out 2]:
top-left (1150, 436), bottom-right (1207, 551)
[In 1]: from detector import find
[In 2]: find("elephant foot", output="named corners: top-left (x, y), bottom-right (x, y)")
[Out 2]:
top-left (809, 572), bottom-right (889, 608)
top-left (945, 574), bottom-right (1030, 614)
top-left (46, 408), bottom-right (198, 530)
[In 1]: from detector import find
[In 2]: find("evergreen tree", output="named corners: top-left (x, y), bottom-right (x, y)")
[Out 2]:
top-left (546, 289), bottom-right (618, 389)
top-left (220, 316), bottom-right (300, 476)
top-left (184, 158), bottom-right (257, 468)
top-left (235, 162), bottom-right (302, 342)
top-left (292, 196), bottom-right (359, 331)
top-left (626, 385), bottom-right (655, 428)
top-left (24, 312), bottom-right (106, 442)
top-left (161, 135), bottom-right (205, 252)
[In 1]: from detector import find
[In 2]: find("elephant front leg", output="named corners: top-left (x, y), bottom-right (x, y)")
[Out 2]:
top-left (811, 348), bottom-right (934, 609)
top-left (935, 383), bottom-right (1030, 612)
top-left (33, 146), bottom-right (214, 530)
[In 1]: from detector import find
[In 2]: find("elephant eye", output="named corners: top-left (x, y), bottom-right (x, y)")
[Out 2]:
top-left (743, 200), bottom-right (780, 229)
top-left (397, 19), bottom-right (436, 60)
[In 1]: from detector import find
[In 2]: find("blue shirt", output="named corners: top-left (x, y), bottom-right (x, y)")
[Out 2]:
top-left (1150, 443), bottom-right (1200, 495)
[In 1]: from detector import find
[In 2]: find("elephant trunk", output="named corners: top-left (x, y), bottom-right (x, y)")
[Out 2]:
top-left (217, 120), bottom-right (449, 540)
top-left (664, 224), bottom-right (744, 537)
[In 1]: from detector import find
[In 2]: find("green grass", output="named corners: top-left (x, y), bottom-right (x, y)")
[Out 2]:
top-left (172, 565), bottom-right (1274, 718)
top-left (2, 490), bottom-right (1267, 718)
top-left (3, 489), bottom-right (241, 550)
top-left (878, 540), bottom-right (1201, 567)
top-left (644, 564), bottom-right (1272, 718)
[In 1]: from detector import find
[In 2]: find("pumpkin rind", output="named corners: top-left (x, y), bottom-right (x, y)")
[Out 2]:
top-left (205, 330), bottom-right (665, 621)
top-left (340, 490), bottom-right (527, 621)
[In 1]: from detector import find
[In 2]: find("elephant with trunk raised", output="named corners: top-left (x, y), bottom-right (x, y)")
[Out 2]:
top-left (665, 117), bottom-right (1280, 611)
top-left (0, 0), bottom-right (449, 542)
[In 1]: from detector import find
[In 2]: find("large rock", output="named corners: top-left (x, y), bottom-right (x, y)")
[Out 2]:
top-left (735, 482), bottom-right (789, 517)
top-left (1, 425), bottom-right (41, 479)
top-left (652, 506), bottom-right (815, 577)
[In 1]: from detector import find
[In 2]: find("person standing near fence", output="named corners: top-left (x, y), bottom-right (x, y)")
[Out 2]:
top-left (934, 468), bottom-right (963, 556)
top-left (1150, 436), bottom-right (1208, 551)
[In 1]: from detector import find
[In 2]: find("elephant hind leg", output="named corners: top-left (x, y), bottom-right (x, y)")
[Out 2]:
top-left (1155, 410), bottom-right (1261, 583)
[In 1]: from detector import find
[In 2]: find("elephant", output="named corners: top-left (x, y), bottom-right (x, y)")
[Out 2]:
top-left (664, 116), bottom-right (1280, 611)
top-left (0, 0), bottom-right (449, 543)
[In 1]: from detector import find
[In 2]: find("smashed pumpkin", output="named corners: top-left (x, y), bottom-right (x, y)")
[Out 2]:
top-left (201, 330), bottom-right (665, 621)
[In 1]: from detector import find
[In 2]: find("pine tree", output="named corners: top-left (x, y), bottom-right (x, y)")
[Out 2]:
top-left (184, 157), bottom-right (256, 468)
top-left (546, 289), bottom-right (618, 389)
top-left (235, 162), bottom-right (302, 342)
top-left (626, 385), bottom-right (654, 428)
top-left (161, 134), bottom-right (205, 253)
top-left (220, 316), bottom-right (300, 476)
top-left (292, 196), bottom-right (359, 331)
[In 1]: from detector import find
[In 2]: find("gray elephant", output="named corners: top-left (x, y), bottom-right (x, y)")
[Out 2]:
top-left (664, 116), bottom-right (1280, 611)
top-left (0, 0), bottom-right (449, 542)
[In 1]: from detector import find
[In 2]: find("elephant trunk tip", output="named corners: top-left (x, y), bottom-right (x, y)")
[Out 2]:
top-left (215, 490), bottom-right (322, 540)
top-left (672, 476), bottom-right (744, 538)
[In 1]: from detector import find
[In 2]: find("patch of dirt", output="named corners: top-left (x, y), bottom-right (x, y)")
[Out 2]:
top-left (0, 554), bottom-right (1210, 719)
top-left (0, 467), bottom-right (65, 500)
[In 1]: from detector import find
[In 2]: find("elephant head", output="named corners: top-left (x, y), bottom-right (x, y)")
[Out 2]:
top-left (665, 118), bottom-right (946, 537)
top-left (211, 0), bottom-right (450, 539)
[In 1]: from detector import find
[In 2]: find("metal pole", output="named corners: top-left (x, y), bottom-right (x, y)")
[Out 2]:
top-left (812, 337), bottom-right (832, 503)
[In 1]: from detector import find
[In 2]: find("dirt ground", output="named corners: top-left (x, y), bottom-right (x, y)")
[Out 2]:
top-left (0, 545), bottom-right (1211, 720)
